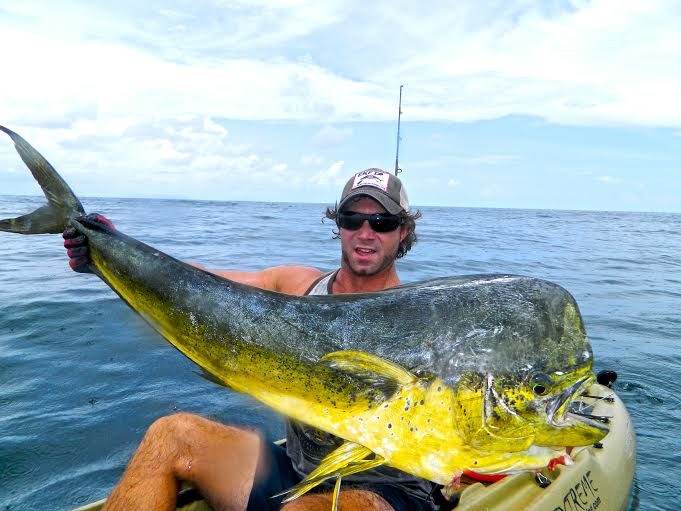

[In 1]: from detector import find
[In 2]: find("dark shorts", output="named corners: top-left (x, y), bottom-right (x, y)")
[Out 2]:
top-left (247, 443), bottom-right (436, 511)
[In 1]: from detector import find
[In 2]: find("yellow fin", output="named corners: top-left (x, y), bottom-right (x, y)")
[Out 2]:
top-left (275, 441), bottom-right (384, 503)
top-left (322, 350), bottom-right (416, 394)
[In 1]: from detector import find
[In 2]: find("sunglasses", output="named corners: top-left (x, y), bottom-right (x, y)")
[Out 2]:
top-left (337, 211), bottom-right (404, 232)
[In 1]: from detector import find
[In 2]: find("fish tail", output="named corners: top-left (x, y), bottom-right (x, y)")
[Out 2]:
top-left (0, 125), bottom-right (85, 234)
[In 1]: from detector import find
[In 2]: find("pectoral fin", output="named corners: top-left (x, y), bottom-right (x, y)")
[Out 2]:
top-left (274, 440), bottom-right (384, 503)
top-left (322, 350), bottom-right (416, 395)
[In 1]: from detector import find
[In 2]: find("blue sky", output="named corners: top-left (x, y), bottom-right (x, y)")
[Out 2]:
top-left (0, 1), bottom-right (680, 212)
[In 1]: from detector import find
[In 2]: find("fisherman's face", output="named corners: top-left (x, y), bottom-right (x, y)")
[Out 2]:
top-left (340, 196), bottom-right (407, 277)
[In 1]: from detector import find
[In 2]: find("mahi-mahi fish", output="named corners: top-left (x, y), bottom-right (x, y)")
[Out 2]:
top-left (0, 126), bottom-right (607, 502)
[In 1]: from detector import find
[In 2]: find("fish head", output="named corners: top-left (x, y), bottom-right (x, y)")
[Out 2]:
top-left (521, 368), bottom-right (610, 446)
top-left (482, 366), bottom-right (608, 448)
top-left (447, 279), bottom-right (609, 452)
top-left (453, 364), bottom-right (608, 453)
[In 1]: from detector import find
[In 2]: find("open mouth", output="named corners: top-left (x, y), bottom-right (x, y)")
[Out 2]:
top-left (355, 248), bottom-right (376, 256)
top-left (547, 376), bottom-right (595, 427)
top-left (534, 374), bottom-right (609, 446)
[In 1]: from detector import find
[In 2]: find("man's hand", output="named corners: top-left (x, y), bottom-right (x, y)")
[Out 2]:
top-left (63, 214), bottom-right (116, 273)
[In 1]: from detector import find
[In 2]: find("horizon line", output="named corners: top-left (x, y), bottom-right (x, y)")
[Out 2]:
top-left (1, 193), bottom-right (679, 216)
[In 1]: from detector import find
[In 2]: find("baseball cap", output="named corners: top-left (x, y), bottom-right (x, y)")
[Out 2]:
top-left (338, 168), bottom-right (409, 215)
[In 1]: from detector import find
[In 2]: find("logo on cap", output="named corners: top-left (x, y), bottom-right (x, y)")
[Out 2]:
top-left (352, 169), bottom-right (390, 192)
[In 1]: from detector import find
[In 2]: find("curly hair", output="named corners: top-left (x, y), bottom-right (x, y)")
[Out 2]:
top-left (324, 199), bottom-right (422, 259)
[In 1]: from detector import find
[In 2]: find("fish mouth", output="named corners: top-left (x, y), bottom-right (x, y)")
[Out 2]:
top-left (547, 376), bottom-right (594, 427)
top-left (531, 374), bottom-right (608, 447)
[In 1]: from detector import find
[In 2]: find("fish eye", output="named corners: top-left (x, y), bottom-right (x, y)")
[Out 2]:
top-left (530, 372), bottom-right (553, 396)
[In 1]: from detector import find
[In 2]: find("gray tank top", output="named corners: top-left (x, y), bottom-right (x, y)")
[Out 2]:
top-left (285, 269), bottom-right (436, 502)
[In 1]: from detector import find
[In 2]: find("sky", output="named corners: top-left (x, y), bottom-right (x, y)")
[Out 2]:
top-left (0, 0), bottom-right (680, 212)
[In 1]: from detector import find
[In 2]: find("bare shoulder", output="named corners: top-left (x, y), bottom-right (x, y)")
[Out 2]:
top-left (264, 265), bottom-right (325, 296)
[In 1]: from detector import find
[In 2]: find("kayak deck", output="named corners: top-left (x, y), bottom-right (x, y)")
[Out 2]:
top-left (71, 384), bottom-right (635, 511)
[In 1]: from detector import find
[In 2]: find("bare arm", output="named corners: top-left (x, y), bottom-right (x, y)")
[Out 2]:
top-left (191, 264), bottom-right (324, 296)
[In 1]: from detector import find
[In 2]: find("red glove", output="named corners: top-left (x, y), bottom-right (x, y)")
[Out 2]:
top-left (63, 214), bottom-right (116, 273)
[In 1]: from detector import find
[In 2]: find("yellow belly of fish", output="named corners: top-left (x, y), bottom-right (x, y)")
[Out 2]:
top-left (255, 378), bottom-right (561, 485)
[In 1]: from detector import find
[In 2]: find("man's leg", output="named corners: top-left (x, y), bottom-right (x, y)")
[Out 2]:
top-left (103, 413), bottom-right (262, 511)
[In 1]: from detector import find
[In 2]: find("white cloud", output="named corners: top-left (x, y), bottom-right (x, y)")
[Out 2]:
top-left (301, 154), bottom-right (324, 166)
top-left (597, 175), bottom-right (622, 184)
top-left (2, 1), bottom-right (681, 129)
top-left (309, 160), bottom-right (345, 185)
top-left (448, 179), bottom-right (460, 187)
top-left (0, 114), bottom-right (296, 199)
top-left (312, 125), bottom-right (354, 146)
top-left (375, 1), bottom-right (681, 127)
top-left (272, 163), bottom-right (288, 174)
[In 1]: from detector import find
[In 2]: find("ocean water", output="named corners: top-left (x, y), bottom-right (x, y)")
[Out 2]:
top-left (0, 196), bottom-right (679, 511)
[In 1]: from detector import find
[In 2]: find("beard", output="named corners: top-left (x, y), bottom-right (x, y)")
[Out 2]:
top-left (341, 244), bottom-right (399, 277)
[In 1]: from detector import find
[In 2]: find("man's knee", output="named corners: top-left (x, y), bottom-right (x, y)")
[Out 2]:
top-left (147, 412), bottom-right (255, 447)
top-left (142, 413), bottom-right (260, 481)
top-left (143, 413), bottom-right (200, 449)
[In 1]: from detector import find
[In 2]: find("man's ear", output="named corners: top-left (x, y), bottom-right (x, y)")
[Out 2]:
top-left (399, 225), bottom-right (409, 242)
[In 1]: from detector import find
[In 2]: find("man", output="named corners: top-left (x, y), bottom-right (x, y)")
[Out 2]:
top-left (64, 168), bottom-right (431, 511)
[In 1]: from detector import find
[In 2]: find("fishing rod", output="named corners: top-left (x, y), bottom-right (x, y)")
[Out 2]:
top-left (394, 85), bottom-right (403, 176)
